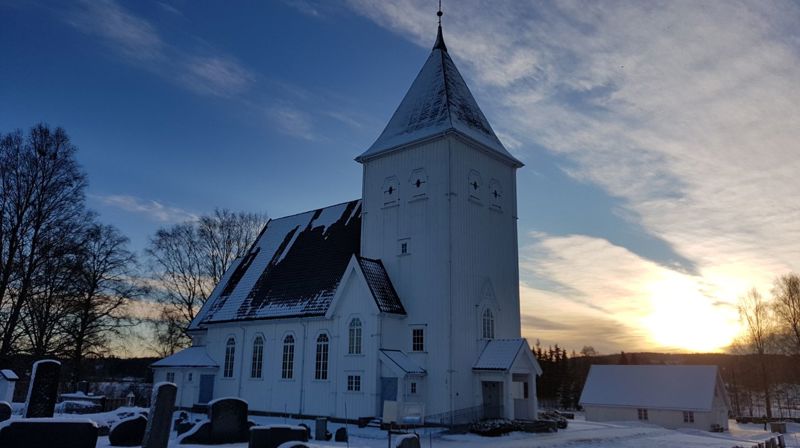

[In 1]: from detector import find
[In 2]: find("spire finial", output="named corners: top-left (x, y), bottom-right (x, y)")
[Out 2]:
top-left (433, 0), bottom-right (447, 52)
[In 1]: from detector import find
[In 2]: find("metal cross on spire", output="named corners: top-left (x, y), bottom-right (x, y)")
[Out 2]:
top-left (437, 0), bottom-right (443, 25)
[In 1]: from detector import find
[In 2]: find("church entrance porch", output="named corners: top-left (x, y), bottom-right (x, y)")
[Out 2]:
top-left (481, 381), bottom-right (504, 419)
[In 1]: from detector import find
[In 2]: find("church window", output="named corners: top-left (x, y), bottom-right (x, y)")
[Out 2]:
top-left (282, 335), bottom-right (295, 379)
top-left (349, 318), bottom-right (362, 354)
top-left (482, 309), bottom-right (495, 339)
top-left (638, 409), bottom-right (648, 420)
top-left (188, 373), bottom-right (193, 382)
top-left (683, 411), bottom-right (694, 423)
top-left (468, 170), bottom-right (482, 202)
top-left (166, 372), bottom-right (175, 383)
top-left (251, 336), bottom-right (264, 379)
top-left (489, 179), bottom-right (503, 210)
top-left (382, 176), bottom-right (400, 205)
top-left (408, 168), bottom-right (428, 198)
top-left (347, 375), bottom-right (361, 392)
top-left (315, 334), bottom-right (329, 380)
top-left (412, 328), bottom-right (425, 352)
top-left (410, 382), bottom-right (417, 394)
top-left (223, 337), bottom-right (236, 378)
top-left (398, 238), bottom-right (410, 256)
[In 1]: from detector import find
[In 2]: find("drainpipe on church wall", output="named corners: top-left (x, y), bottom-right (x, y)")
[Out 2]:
top-left (447, 137), bottom-right (454, 426)
top-left (298, 321), bottom-right (308, 415)
top-left (237, 326), bottom-right (246, 398)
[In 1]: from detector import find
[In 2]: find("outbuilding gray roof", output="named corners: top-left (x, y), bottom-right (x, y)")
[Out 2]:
top-left (579, 365), bottom-right (724, 412)
top-left (356, 26), bottom-right (522, 168)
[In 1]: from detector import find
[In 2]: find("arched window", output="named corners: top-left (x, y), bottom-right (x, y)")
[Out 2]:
top-left (348, 318), bottom-right (362, 354)
top-left (251, 336), bottom-right (264, 379)
top-left (223, 337), bottom-right (236, 378)
top-left (482, 309), bottom-right (495, 339)
top-left (282, 335), bottom-right (294, 379)
top-left (315, 334), bottom-right (329, 380)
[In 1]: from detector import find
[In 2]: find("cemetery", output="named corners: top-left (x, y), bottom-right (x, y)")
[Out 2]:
top-left (0, 357), bottom-right (797, 447)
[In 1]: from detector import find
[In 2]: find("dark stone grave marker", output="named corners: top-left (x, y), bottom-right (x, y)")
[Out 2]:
top-left (23, 359), bottom-right (60, 418)
top-left (396, 433), bottom-right (421, 448)
top-left (142, 382), bottom-right (177, 448)
top-left (0, 419), bottom-right (98, 448)
top-left (335, 427), bottom-right (348, 442)
top-left (108, 414), bottom-right (148, 446)
top-left (248, 425), bottom-right (309, 448)
top-left (0, 401), bottom-right (11, 422)
top-left (210, 397), bottom-right (249, 443)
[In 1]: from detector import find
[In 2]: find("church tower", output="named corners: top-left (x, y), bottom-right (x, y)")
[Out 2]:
top-left (357, 16), bottom-right (534, 420)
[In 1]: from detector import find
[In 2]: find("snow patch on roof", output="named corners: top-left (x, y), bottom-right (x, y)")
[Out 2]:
top-left (579, 365), bottom-right (722, 411)
top-left (380, 349), bottom-right (426, 375)
top-left (473, 339), bottom-right (527, 370)
top-left (151, 346), bottom-right (218, 368)
top-left (357, 35), bottom-right (521, 167)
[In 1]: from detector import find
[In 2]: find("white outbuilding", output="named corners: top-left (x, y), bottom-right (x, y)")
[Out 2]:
top-left (579, 365), bottom-right (730, 431)
top-left (0, 369), bottom-right (18, 403)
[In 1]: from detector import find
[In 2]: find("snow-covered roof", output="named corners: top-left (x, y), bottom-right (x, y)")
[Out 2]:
top-left (579, 365), bottom-right (723, 412)
top-left (473, 338), bottom-right (530, 370)
top-left (191, 200), bottom-right (362, 326)
top-left (0, 369), bottom-right (18, 381)
top-left (380, 349), bottom-right (426, 375)
top-left (151, 347), bottom-right (218, 368)
top-left (357, 26), bottom-right (522, 168)
top-left (357, 257), bottom-right (406, 314)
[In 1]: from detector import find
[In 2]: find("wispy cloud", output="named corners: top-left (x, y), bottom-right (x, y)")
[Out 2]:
top-left (64, 0), bottom-right (254, 99)
top-left (267, 104), bottom-right (318, 140)
top-left (92, 194), bottom-right (198, 223)
top-left (351, 0), bottom-right (800, 351)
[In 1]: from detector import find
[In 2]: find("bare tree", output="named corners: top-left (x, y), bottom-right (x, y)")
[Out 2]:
top-left (0, 124), bottom-right (87, 361)
top-left (64, 223), bottom-right (145, 383)
top-left (737, 288), bottom-right (775, 417)
top-left (772, 273), bottom-right (800, 354)
top-left (147, 209), bottom-right (266, 352)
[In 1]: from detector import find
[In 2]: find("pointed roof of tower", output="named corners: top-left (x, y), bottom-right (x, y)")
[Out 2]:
top-left (356, 22), bottom-right (522, 167)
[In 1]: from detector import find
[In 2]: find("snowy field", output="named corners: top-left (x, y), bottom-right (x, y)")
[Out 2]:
top-left (69, 410), bottom-right (800, 448)
top-left (7, 406), bottom-right (799, 447)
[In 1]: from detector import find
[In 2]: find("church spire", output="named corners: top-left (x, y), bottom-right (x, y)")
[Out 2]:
top-left (433, 1), bottom-right (447, 52)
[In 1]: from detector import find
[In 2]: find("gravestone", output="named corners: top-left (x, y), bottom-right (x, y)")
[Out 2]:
top-left (210, 397), bottom-right (250, 443)
top-left (314, 417), bottom-right (327, 440)
top-left (0, 419), bottom-right (98, 448)
top-left (248, 425), bottom-right (308, 448)
top-left (179, 397), bottom-right (253, 444)
top-left (0, 401), bottom-right (12, 422)
top-left (396, 433), bottom-right (421, 448)
top-left (108, 414), bottom-right (148, 446)
top-left (298, 423), bottom-right (311, 440)
top-left (23, 359), bottom-right (60, 418)
top-left (335, 427), bottom-right (348, 442)
top-left (141, 382), bottom-right (177, 448)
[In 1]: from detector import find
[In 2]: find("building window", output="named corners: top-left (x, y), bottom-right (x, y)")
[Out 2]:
top-left (408, 168), bottom-right (428, 197)
top-left (383, 176), bottom-right (400, 205)
top-left (315, 334), bottom-right (329, 380)
top-left (482, 309), bottom-right (495, 339)
top-left (410, 382), bottom-right (417, 394)
top-left (398, 238), bottom-right (410, 256)
top-left (468, 170), bottom-right (482, 202)
top-left (251, 336), bottom-right (264, 379)
top-left (187, 373), bottom-right (193, 382)
top-left (412, 328), bottom-right (424, 352)
top-left (349, 318), bottom-right (362, 354)
top-left (347, 375), bottom-right (361, 392)
top-left (282, 335), bottom-right (295, 379)
top-left (401, 242), bottom-right (408, 254)
top-left (637, 409), bottom-right (648, 421)
top-left (489, 179), bottom-right (503, 210)
top-left (223, 337), bottom-right (236, 378)
top-left (683, 411), bottom-right (694, 423)
top-left (166, 372), bottom-right (175, 383)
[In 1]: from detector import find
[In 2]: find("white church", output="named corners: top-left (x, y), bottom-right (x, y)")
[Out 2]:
top-left (152, 20), bottom-right (541, 425)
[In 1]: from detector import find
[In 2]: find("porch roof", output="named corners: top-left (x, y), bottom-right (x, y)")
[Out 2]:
top-left (380, 349), bottom-right (426, 376)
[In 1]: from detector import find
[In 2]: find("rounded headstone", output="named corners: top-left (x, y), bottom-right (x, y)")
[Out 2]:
top-left (108, 414), bottom-right (147, 447)
top-left (396, 433), bottom-right (421, 448)
top-left (24, 359), bottom-right (61, 418)
top-left (0, 401), bottom-right (12, 422)
top-left (334, 427), bottom-right (348, 442)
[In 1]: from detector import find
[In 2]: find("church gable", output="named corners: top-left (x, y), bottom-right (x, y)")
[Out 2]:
top-left (193, 200), bottom-right (362, 326)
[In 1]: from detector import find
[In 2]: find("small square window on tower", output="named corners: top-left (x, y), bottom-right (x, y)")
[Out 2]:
top-left (398, 238), bottom-right (410, 256)
top-left (411, 327), bottom-right (425, 352)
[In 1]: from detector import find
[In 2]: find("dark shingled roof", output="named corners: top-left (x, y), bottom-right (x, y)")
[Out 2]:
top-left (190, 200), bottom-right (406, 326)
top-left (358, 257), bottom-right (406, 315)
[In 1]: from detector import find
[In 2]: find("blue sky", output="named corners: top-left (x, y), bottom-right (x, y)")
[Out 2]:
top-left (2, 0), bottom-right (799, 354)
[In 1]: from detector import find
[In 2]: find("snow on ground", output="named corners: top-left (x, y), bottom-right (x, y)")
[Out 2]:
top-left (10, 407), bottom-right (800, 447)
top-left (91, 412), bottom-right (800, 448)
